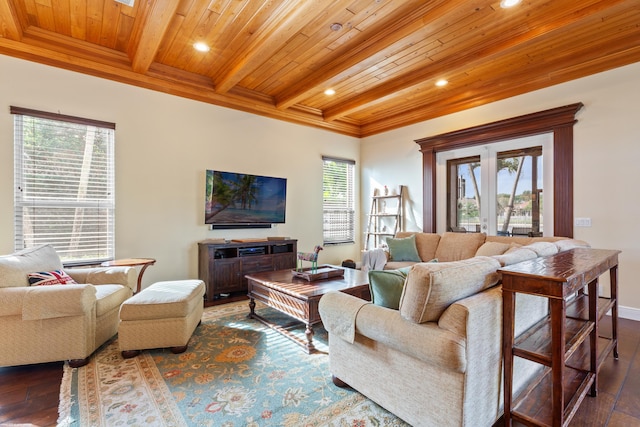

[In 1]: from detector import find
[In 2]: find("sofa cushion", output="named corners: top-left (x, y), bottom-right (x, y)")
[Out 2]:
top-left (387, 235), bottom-right (421, 262)
top-left (384, 261), bottom-right (419, 270)
top-left (399, 256), bottom-right (501, 323)
top-left (485, 235), bottom-right (534, 246)
top-left (475, 241), bottom-right (515, 257)
top-left (94, 285), bottom-right (132, 317)
top-left (434, 232), bottom-right (486, 262)
top-left (368, 266), bottom-right (414, 309)
top-left (0, 245), bottom-right (63, 288)
top-left (492, 248), bottom-right (538, 267)
top-left (396, 232), bottom-right (440, 262)
top-left (555, 239), bottom-right (590, 252)
top-left (28, 270), bottom-right (78, 286)
top-left (521, 241), bottom-right (558, 257)
top-left (119, 280), bottom-right (204, 321)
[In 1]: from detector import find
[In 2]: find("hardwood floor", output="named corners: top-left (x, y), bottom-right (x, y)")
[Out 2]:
top-left (494, 317), bottom-right (640, 427)
top-left (1, 313), bottom-right (638, 427)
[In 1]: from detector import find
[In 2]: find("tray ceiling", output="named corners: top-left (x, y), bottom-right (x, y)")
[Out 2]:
top-left (1, 0), bottom-right (639, 137)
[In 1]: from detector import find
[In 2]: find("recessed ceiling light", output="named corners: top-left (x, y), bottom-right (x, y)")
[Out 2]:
top-left (435, 79), bottom-right (448, 87)
top-left (193, 42), bottom-right (210, 52)
top-left (324, 88), bottom-right (336, 96)
top-left (330, 23), bottom-right (343, 32)
top-left (500, 0), bottom-right (521, 8)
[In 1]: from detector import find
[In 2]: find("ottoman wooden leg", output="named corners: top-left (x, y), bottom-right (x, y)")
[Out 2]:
top-left (170, 345), bottom-right (188, 354)
top-left (121, 350), bottom-right (141, 359)
top-left (68, 357), bottom-right (90, 368)
top-left (332, 375), bottom-right (349, 387)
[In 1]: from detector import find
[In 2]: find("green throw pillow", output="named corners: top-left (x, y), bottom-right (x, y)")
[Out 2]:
top-left (368, 263), bottom-right (436, 310)
top-left (387, 234), bottom-right (421, 262)
top-left (368, 269), bottom-right (408, 309)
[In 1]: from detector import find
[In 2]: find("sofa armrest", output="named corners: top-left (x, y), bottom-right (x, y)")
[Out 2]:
top-left (0, 287), bottom-right (30, 316)
top-left (437, 285), bottom-right (548, 426)
top-left (318, 291), bottom-right (369, 343)
top-left (65, 267), bottom-right (137, 292)
top-left (320, 291), bottom-right (466, 372)
top-left (437, 286), bottom-right (504, 426)
top-left (0, 284), bottom-right (97, 320)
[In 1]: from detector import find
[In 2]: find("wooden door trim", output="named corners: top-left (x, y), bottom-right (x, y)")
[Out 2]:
top-left (415, 103), bottom-right (584, 237)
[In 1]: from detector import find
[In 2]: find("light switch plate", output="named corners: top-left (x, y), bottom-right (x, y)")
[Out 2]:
top-left (575, 218), bottom-right (592, 227)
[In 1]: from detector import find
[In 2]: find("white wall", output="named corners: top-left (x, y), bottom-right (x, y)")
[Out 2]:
top-left (2, 53), bottom-right (638, 319)
top-left (361, 62), bottom-right (640, 319)
top-left (0, 55), bottom-right (361, 287)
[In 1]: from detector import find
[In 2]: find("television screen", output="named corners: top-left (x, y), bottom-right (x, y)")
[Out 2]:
top-left (205, 170), bottom-right (287, 225)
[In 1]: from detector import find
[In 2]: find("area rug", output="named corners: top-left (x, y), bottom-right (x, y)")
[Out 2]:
top-left (57, 301), bottom-right (409, 426)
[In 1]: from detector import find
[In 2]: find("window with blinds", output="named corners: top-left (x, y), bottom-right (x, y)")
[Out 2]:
top-left (322, 156), bottom-right (355, 245)
top-left (12, 107), bottom-right (115, 263)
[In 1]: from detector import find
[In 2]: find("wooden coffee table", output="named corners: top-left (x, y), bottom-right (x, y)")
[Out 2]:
top-left (245, 266), bottom-right (370, 353)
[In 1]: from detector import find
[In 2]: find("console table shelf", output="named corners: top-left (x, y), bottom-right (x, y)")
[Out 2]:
top-left (500, 248), bottom-right (620, 427)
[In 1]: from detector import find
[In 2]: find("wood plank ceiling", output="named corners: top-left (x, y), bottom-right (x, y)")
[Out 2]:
top-left (1, 0), bottom-right (639, 137)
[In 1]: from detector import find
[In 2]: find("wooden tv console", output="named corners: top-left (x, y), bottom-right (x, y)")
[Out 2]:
top-left (198, 239), bottom-right (297, 300)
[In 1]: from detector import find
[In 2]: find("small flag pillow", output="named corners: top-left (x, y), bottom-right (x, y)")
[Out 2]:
top-left (28, 270), bottom-right (78, 286)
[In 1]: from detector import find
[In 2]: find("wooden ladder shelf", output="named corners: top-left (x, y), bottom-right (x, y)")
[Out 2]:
top-left (365, 185), bottom-right (405, 250)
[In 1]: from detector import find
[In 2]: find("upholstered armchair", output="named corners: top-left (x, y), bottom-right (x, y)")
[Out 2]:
top-left (0, 245), bottom-right (136, 367)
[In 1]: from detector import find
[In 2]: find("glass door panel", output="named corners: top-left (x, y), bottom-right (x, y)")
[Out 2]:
top-left (436, 133), bottom-right (553, 236)
top-left (496, 147), bottom-right (543, 236)
top-left (447, 156), bottom-right (481, 232)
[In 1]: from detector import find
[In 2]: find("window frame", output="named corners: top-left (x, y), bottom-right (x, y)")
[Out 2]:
top-left (322, 156), bottom-right (356, 245)
top-left (11, 106), bottom-right (116, 264)
top-left (437, 135), bottom-right (552, 236)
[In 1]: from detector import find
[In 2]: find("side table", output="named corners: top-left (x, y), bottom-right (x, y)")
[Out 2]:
top-left (500, 248), bottom-right (620, 427)
top-left (101, 258), bottom-right (156, 294)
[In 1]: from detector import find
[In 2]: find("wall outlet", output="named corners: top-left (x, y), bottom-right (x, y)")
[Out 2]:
top-left (575, 217), bottom-right (592, 227)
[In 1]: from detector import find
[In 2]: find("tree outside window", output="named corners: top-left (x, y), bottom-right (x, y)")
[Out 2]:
top-left (12, 107), bottom-right (115, 263)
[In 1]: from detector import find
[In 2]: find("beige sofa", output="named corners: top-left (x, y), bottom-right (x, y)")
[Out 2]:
top-left (319, 232), bottom-right (589, 427)
top-left (0, 245), bottom-right (136, 367)
top-left (384, 231), bottom-right (574, 269)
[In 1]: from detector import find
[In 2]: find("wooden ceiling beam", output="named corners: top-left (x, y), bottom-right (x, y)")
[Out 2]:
top-left (323, 0), bottom-right (631, 122)
top-left (214, 0), bottom-right (324, 94)
top-left (360, 40), bottom-right (640, 137)
top-left (0, 33), bottom-right (362, 137)
top-left (130, 0), bottom-right (181, 74)
top-left (274, 0), bottom-right (460, 110)
top-left (2, 0), bottom-right (638, 137)
top-left (0, 0), bottom-right (23, 40)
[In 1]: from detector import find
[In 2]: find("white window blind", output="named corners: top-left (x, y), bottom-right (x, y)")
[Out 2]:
top-left (12, 107), bottom-right (115, 263)
top-left (322, 156), bottom-right (355, 245)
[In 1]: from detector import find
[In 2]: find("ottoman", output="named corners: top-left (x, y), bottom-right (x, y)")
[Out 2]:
top-left (118, 279), bottom-right (205, 358)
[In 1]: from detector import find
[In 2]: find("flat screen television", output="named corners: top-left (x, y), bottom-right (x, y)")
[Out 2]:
top-left (205, 170), bottom-right (287, 227)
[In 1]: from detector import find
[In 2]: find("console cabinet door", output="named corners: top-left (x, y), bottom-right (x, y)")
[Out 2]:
top-left (211, 259), bottom-right (242, 295)
top-left (273, 253), bottom-right (296, 270)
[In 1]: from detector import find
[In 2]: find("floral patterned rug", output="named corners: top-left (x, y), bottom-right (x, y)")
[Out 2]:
top-left (58, 301), bottom-right (408, 426)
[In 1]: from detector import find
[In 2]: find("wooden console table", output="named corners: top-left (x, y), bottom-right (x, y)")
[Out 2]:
top-left (500, 248), bottom-right (620, 427)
